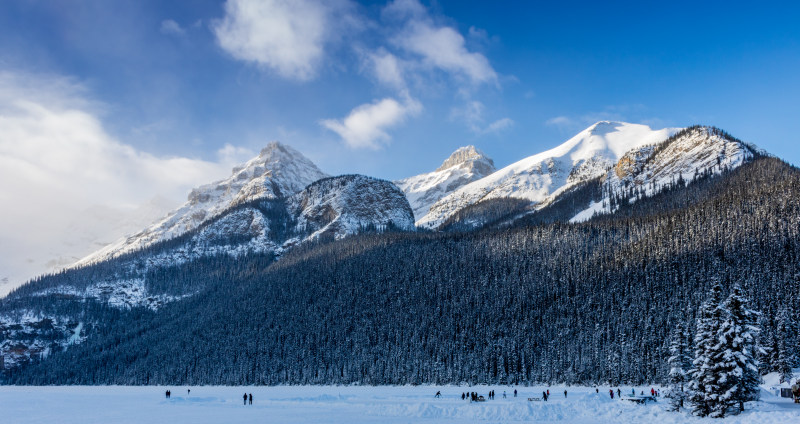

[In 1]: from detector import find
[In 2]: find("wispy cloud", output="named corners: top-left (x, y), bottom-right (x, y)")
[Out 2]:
top-left (384, 0), bottom-right (497, 87)
top-left (321, 94), bottom-right (422, 149)
top-left (212, 0), bottom-right (353, 81)
top-left (160, 19), bottom-right (186, 36)
top-left (451, 100), bottom-right (513, 135)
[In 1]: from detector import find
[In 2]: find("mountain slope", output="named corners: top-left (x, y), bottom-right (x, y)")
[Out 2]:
top-left (0, 175), bottom-right (413, 369)
top-left (394, 146), bottom-right (495, 223)
top-left (8, 156), bottom-right (800, 386)
top-left (417, 121), bottom-right (678, 228)
top-left (570, 126), bottom-right (757, 222)
top-left (74, 142), bottom-right (328, 267)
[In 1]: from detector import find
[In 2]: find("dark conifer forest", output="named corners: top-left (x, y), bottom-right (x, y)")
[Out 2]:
top-left (3, 157), bottom-right (800, 386)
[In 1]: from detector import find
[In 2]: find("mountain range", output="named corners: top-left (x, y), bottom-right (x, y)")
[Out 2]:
top-left (2, 121), bottom-right (796, 386)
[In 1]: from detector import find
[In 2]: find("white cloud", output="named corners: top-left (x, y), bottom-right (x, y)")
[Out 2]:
top-left (545, 116), bottom-right (574, 127)
top-left (387, 0), bottom-right (497, 86)
top-left (484, 117), bottom-right (514, 134)
top-left (366, 49), bottom-right (406, 90)
top-left (451, 100), bottom-right (512, 135)
top-left (160, 19), bottom-right (185, 36)
top-left (212, 0), bottom-right (344, 81)
top-left (321, 94), bottom-right (422, 149)
top-left (0, 71), bottom-right (252, 294)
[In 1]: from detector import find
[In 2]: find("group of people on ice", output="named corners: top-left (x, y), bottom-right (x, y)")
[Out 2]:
top-left (456, 389), bottom-right (521, 402)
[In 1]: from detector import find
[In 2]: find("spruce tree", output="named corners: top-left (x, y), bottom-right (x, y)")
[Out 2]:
top-left (667, 322), bottom-right (691, 410)
top-left (689, 283), bottom-right (724, 417)
top-left (776, 308), bottom-right (795, 384)
top-left (712, 285), bottom-right (760, 416)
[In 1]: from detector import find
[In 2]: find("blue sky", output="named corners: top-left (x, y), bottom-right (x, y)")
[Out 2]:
top-left (1, 0), bottom-right (800, 287)
top-left (2, 0), bottom-right (798, 181)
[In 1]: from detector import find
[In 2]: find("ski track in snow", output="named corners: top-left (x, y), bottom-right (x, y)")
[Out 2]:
top-left (1, 385), bottom-right (798, 423)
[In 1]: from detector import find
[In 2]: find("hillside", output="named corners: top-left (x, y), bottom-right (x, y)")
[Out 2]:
top-left (6, 157), bottom-right (800, 385)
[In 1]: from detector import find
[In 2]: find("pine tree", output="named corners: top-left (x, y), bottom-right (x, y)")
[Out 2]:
top-left (712, 285), bottom-right (761, 417)
top-left (775, 308), bottom-right (794, 384)
top-left (667, 322), bottom-right (691, 410)
top-left (689, 283), bottom-right (724, 417)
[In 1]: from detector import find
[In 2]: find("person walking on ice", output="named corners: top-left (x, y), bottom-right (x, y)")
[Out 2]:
top-left (243, 393), bottom-right (247, 405)
top-left (564, 390), bottom-right (567, 398)
top-left (249, 393), bottom-right (253, 405)
top-left (503, 391), bottom-right (506, 398)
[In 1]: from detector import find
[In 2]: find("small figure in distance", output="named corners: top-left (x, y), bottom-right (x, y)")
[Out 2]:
top-left (243, 393), bottom-right (247, 405)
top-left (514, 389), bottom-right (517, 397)
top-left (503, 391), bottom-right (506, 399)
top-left (542, 391), bottom-right (548, 401)
top-left (435, 391), bottom-right (441, 398)
top-left (564, 390), bottom-right (567, 398)
top-left (461, 392), bottom-right (465, 400)
top-left (249, 393), bottom-right (252, 405)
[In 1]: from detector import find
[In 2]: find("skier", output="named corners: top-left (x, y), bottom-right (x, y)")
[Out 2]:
top-left (547, 389), bottom-right (550, 397)
top-left (542, 391), bottom-right (548, 401)
top-left (650, 388), bottom-right (654, 396)
top-left (165, 390), bottom-right (169, 399)
top-left (461, 392), bottom-right (465, 400)
top-left (249, 393), bottom-right (252, 405)
top-left (617, 388), bottom-right (621, 398)
top-left (514, 389), bottom-right (517, 397)
top-left (596, 388), bottom-right (599, 393)
top-left (564, 390), bottom-right (567, 398)
top-left (187, 389), bottom-right (190, 395)
top-left (609, 389), bottom-right (614, 399)
top-left (435, 391), bottom-right (441, 398)
top-left (243, 393), bottom-right (247, 405)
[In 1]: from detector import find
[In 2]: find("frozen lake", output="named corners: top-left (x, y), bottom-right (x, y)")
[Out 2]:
top-left (1, 385), bottom-right (799, 423)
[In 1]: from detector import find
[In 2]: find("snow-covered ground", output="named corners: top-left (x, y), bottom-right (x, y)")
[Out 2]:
top-left (1, 384), bottom-right (798, 423)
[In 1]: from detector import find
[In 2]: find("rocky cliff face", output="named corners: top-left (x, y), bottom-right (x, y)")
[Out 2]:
top-left (394, 145), bottom-right (495, 224)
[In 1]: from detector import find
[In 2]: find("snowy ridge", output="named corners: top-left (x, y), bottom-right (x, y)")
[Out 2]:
top-left (418, 122), bottom-right (679, 228)
top-left (570, 126), bottom-right (756, 222)
top-left (74, 142), bottom-right (328, 267)
top-left (394, 145), bottom-right (495, 224)
top-left (27, 175), bottom-right (414, 311)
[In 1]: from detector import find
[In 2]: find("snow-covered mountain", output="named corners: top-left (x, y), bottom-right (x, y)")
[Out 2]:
top-left (394, 146), bottom-right (495, 224)
top-left (74, 142), bottom-right (328, 267)
top-left (570, 126), bottom-right (758, 222)
top-left (417, 121), bottom-right (679, 228)
top-left (0, 197), bottom-right (177, 298)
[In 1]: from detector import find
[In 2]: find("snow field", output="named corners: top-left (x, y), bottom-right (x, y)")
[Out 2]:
top-left (1, 384), bottom-right (799, 424)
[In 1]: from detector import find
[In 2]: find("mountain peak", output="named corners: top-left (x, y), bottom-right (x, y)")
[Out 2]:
top-left (74, 142), bottom-right (329, 267)
top-left (259, 141), bottom-right (294, 157)
top-left (436, 145), bottom-right (494, 172)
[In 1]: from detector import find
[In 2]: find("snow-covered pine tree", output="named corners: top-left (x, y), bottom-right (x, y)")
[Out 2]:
top-left (668, 322), bottom-right (691, 410)
top-left (712, 285), bottom-right (761, 417)
top-left (775, 308), bottom-right (795, 384)
top-left (688, 283), bottom-right (725, 417)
